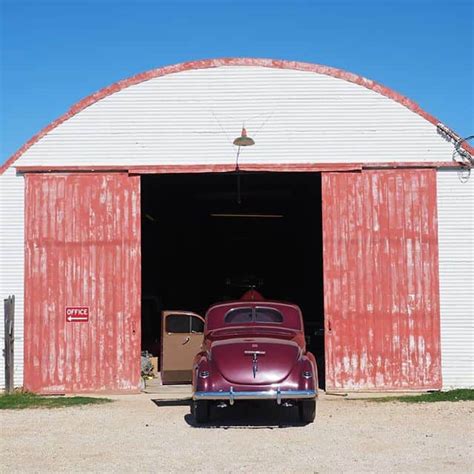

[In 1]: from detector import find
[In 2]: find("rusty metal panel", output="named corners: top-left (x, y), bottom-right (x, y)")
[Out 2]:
top-left (322, 170), bottom-right (441, 390)
top-left (24, 173), bottom-right (141, 393)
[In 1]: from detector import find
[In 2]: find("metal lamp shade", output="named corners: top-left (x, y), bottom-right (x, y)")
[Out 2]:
top-left (233, 127), bottom-right (255, 146)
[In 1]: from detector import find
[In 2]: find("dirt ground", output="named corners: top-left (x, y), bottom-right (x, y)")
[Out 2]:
top-left (1, 393), bottom-right (473, 473)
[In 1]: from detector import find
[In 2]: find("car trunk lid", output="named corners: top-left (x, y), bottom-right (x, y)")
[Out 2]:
top-left (211, 337), bottom-right (301, 385)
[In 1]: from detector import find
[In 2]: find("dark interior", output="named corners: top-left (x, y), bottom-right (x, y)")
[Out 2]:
top-left (141, 172), bottom-right (325, 386)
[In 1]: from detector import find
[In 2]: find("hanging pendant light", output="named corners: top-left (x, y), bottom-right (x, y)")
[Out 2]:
top-left (232, 127), bottom-right (254, 205)
top-left (233, 127), bottom-right (255, 147)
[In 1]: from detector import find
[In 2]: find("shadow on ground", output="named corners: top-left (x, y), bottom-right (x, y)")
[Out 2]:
top-left (151, 398), bottom-right (191, 407)
top-left (152, 398), bottom-right (309, 428)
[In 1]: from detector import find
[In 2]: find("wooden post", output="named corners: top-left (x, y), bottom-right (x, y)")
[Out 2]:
top-left (4, 295), bottom-right (15, 394)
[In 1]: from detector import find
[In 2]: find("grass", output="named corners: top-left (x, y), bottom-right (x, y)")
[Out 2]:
top-left (371, 389), bottom-right (474, 403)
top-left (0, 391), bottom-right (113, 409)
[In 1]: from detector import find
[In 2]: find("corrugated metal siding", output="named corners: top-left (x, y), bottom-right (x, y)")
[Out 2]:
top-left (0, 167), bottom-right (25, 388)
top-left (15, 66), bottom-right (453, 167)
top-left (437, 169), bottom-right (474, 389)
top-left (322, 170), bottom-right (441, 390)
top-left (24, 174), bottom-right (141, 393)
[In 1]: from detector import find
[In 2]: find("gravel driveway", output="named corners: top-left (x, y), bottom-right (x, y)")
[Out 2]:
top-left (1, 393), bottom-right (473, 472)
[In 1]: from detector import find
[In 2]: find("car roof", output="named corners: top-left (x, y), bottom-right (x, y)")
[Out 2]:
top-left (206, 300), bottom-right (301, 313)
top-left (205, 300), bottom-right (303, 331)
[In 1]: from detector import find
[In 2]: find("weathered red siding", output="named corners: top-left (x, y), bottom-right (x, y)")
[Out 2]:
top-left (322, 170), bottom-right (441, 390)
top-left (24, 173), bottom-right (141, 393)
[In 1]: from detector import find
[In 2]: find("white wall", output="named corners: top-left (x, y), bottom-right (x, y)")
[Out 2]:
top-left (14, 66), bottom-right (454, 168)
top-left (0, 167), bottom-right (25, 388)
top-left (437, 169), bottom-right (474, 389)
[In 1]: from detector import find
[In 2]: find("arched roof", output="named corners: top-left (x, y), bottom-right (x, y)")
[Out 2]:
top-left (1, 58), bottom-right (471, 174)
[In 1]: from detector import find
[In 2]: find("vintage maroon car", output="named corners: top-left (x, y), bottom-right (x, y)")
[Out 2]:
top-left (191, 290), bottom-right (318, 423)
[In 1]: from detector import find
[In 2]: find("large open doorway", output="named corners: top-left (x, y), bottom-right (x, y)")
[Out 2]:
top-left (140, 172), bottom-right (325, 387)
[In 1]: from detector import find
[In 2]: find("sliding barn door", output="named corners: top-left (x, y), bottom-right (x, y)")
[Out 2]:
top-left (24, 173), bottom-right (141, 393)
top-left (322, 170), bottom-right (441, 390)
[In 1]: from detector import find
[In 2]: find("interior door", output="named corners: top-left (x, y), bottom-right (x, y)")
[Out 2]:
top-left (161, 311), bottom-right (205, 384)
top-left (322, 170), bottom-right (441, 391)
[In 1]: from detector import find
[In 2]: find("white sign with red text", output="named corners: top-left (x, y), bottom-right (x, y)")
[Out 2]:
top-left (66, 307), bottom-right (89, 322)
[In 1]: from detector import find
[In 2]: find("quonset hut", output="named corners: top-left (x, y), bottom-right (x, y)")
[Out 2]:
top-left (1, 58), bottom-right (472, 393)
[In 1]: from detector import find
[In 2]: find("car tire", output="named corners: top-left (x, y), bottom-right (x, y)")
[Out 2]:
top-left (299, 399), bottom-right (316, 423)
top-left (194, 400), bottom-right (210, 423)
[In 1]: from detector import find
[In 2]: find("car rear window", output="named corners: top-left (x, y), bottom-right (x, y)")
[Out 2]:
top-left (224, 307), bottom-right (283, 324)
top-left (255, 307), bottom-right (283, 323)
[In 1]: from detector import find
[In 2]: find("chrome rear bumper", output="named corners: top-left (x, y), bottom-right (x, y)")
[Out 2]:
top-left (193, 388), bottom-right (317, 405)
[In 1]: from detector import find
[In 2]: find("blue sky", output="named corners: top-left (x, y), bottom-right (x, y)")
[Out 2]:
top-left (1, 0), bottom-right (473, 163)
